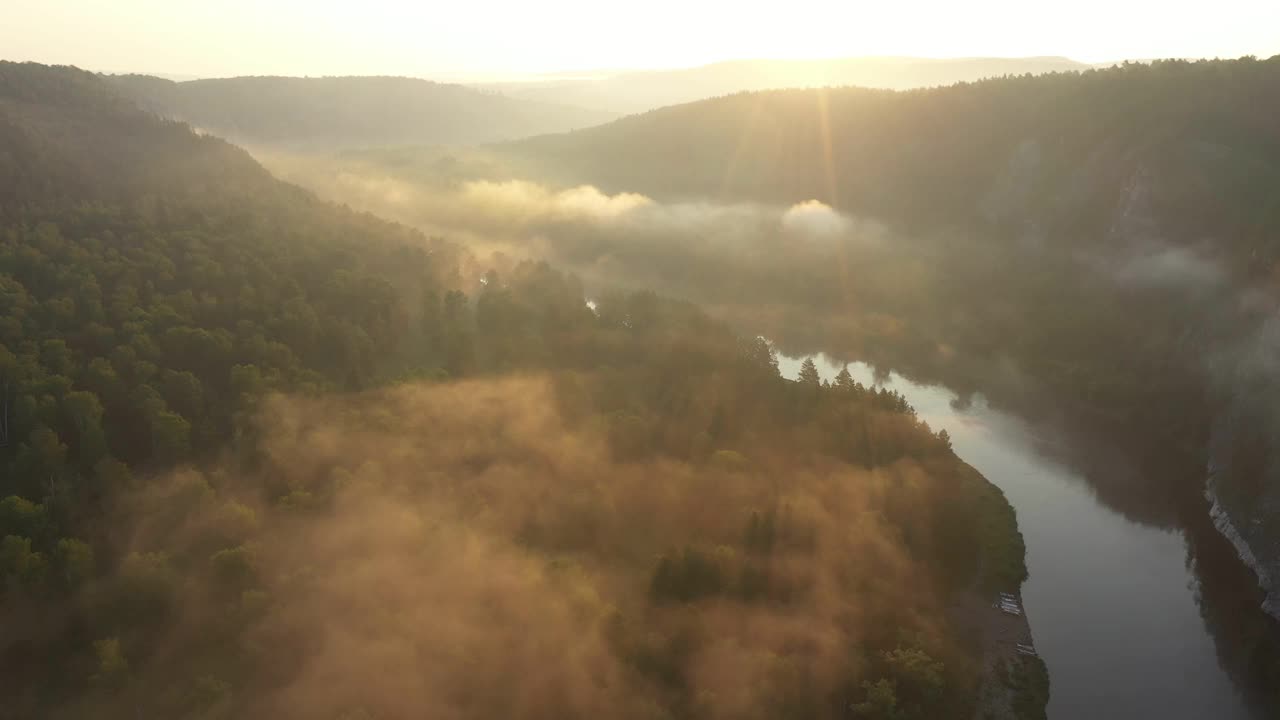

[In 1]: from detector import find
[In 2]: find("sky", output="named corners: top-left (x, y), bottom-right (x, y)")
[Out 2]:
top-left (4, 0), bottom-right (1280, 80)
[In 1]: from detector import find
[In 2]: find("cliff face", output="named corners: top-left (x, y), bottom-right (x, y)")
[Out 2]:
top-left (1207, 476), bottom-right (1280, 618)
top-left (1208, 363), bottom-right (1280, 619)
top-left (980, 128), bottom-right (1280, 605)
top-left (962, 103), bottom-right (1280, 611)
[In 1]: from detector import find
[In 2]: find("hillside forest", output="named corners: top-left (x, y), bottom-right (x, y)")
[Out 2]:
top-left (0, 62), bottom-right (1035, 720)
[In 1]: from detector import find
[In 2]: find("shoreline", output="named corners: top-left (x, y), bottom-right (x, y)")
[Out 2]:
top-left (1205, 474), bottom-right (1280, 620)
top-left (953, 586), bottom-right (1047, 720)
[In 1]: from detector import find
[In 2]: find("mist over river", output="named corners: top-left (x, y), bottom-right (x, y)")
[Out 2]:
top-left (777, 353), bottom-right (1273, 720)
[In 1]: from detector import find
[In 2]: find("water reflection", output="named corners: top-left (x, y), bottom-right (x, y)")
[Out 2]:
top-left (776, 352), bottom-right (1270, 719)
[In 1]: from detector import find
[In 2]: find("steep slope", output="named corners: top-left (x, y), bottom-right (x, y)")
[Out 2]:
top-left (3, 65), bottom-right (290, 210)
top-left (483, 56), bottom-right (1097, 114)
top-left (0, 59), bottom-right (454, 461)
top-left (496, 57), bottom-right (1280, 251)
top-left (107, 73), bottom-right (616, 150)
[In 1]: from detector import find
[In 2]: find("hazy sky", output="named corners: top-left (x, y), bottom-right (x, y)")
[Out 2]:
top-left (5, 0), bottom-right (1279, 79)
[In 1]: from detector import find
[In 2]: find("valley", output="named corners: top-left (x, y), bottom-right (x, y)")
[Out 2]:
top-left (2, 22), bottom-right (1279, 718)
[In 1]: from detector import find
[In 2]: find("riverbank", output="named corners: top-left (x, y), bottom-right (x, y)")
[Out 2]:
top-left (960, 467), bottom-right (1046, 720)
top-left (950, 587), bottom-right (1046, 720)
top-left (775, 353), bottom-right (1048, 717)
top-left (776, 352), bottom-right (1270, 718)
top-left (1206, 475), bottom-right (1280, 619)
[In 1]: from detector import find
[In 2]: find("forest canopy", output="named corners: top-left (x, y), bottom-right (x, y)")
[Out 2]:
top-left (0, 62), bottom-right (1031, 719)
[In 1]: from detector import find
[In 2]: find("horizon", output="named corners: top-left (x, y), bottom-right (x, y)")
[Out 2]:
top-left (5, 53), bottom-right (1258, 87)
top-left (5, 1), bottom-right (1280, 80)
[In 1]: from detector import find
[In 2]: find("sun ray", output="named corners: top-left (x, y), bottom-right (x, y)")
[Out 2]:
top-left (718, 92), bottom-right (766, 199)
top-left (814, 87), bottom-right (856, 317)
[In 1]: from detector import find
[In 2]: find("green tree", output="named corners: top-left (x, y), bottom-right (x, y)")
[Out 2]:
top-left (441, 290), bottom-right (475, 377)
top-left (93, 457), bottom-right (133, 490)
top-left (229, 363), bottom-right (266, 404)
top-left (0, 496), bottom-right (47, 539)
top-left (798, 358), bottom-right (821, 387)
top-left (0, 343), bottom-right (17, 447)
top-left (853, 679), bottom-right (901, 720)
top-left (90, 637), bottom-right (129, 688)
top-left (160, 370), bottom-right (203, 420)
top-left (12, 424), bottom-right (67, 499)
top-left (150, 411), bottom-right (191, 464)
top-left (113, 552), bottom-right (176, 623)
top-left (740, 336), bottom-right (779, 378)
top-left (61, 390), bottom-right (108, 470)
top-left (53, 537), bottom-right (94, 590)
top-left (0, 535), bottom-right (46, 588)
top-left (39, 339), bottom-right (74, 377)
top-left (883, 647), bottom-right (945, 718)
top-left (835, 365), bottom-right (857, 391)
top-left (650, 546), bottom-right (725, 603)
top-left (210, 545), bottom-right (257, 593)
top-left (81, 357), bottom-right (119, 398)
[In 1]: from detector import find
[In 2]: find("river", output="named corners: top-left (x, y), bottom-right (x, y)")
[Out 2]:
top-left (776, 353), bottom-right (1270, 720)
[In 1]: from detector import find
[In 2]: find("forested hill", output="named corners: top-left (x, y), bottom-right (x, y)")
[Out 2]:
top-left (2, 63), bottom-right (285, 211)
top-left (107, 73), bottom-right (617, 150)
top-left (495, 56), bottom-right (1280, 260)
top-left (482, 55), bottom-right (1095, 115)
top-left (0, 62), bottom-right (1040, 719)
top-left (0, 59), bottom-right (456, 464)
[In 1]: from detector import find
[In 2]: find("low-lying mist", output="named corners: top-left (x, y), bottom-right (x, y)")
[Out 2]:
top-left (79, 374), bottom-right (980, 719)
top-left (260, 151), bottom-right (1280, 382)
top-left (261, 152), bottom-right (927, 357)
top-left (260, 148), bottom-right (1280, 469)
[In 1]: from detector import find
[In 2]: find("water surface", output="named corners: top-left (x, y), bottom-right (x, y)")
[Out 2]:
top-left (777, 354), bottom-right (1261, 720)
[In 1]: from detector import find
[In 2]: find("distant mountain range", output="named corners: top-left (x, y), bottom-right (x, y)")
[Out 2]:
top-left (103, 58), bottom-right (1116, 151)
top-left (106, 74), bottom-right (617, 150)
top-left (479, 56), bottom-right (1110, 114)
